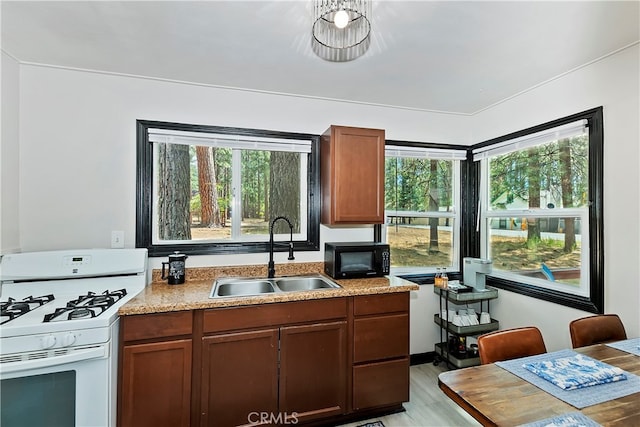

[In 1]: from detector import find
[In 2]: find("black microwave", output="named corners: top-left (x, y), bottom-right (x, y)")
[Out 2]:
top-left (324, 242), bottom-right (390, 279)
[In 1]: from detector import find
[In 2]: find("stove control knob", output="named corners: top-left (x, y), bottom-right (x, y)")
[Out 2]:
top-left (41, 335), bottom-right (57, 349)
top-left (62, 333), bottom-right (77, 347)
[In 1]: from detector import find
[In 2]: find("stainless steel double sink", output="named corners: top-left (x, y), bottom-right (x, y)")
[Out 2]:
top-left (210, 274), bottom-right (341, 298)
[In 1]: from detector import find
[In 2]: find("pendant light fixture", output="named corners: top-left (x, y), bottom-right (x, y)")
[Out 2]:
top-left (312, 0), bottom-right (372, 62)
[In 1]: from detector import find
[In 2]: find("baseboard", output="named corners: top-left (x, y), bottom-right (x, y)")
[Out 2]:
top-left (300, 404), bottom-right (405, 426)
top-left (410, 351), bottom-right (437, 366)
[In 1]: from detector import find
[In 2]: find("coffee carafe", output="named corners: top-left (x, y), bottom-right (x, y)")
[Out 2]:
top-left (161, 251), bottom-right (187, 285)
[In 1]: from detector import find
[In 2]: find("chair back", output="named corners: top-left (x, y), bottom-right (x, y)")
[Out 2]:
top-left (569, 314), bottom-right (627, 348)
top-left (477, 326), bottom-right (547, 365)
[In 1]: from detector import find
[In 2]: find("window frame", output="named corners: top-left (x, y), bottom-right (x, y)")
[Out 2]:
top-left (136, 120), bottom-right (321, 257)
top-left (380, 140), bottom-right (467, 277)
top-left (470, 107), bottom-right (604, 313)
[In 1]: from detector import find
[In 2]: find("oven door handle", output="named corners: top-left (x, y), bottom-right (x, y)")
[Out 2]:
top-left (0, 345), bottom-right (108, 374)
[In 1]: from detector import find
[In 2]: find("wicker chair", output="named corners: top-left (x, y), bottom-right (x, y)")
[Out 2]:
top-left (477, 326), bottom-right (547, 365)
top-left (569, 314), bottom-right (627, 348)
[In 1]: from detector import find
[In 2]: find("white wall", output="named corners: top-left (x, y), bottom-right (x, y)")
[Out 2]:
top-left (5, 43), bottom-right (639, 355)
top-left (9, 64), bottom-right (469, 355)
top-left (470, 44), bottom-right (640, 350)
top-left (14, 65), bottom-right (469, 261)
top-left (1, 52), bottom-right (20, 253)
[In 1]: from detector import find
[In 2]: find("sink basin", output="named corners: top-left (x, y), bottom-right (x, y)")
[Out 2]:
top-left (274, 276), bottom-right (340, 292)
top-left (212, 280), bottom-right (275, 297)
top-left (210, 274), bottom-right (340, 298)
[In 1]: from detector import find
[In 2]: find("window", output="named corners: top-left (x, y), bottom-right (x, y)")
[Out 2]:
top-left (473, 107), bottom-right (604, 313)
top-left (136, 120), bottom-right (320, 256)
top-left (382, 143), bottom-right (466, 275)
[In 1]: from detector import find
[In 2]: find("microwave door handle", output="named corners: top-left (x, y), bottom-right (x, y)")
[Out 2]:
top-left (0, 345), bottom-right (108, 374)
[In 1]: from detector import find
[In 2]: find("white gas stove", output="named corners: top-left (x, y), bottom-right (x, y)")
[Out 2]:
top-left (0, 248), bottom-right (148, 427)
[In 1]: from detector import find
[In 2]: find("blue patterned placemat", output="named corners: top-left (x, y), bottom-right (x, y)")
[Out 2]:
top-left (495, 349), bottom-right (640, 409)
top-left (519, 411), bottom-right (601, 427)
top-left (523, 353), bottom-right (627, 390)
top-left (606, 337), bottom-right (640, 356)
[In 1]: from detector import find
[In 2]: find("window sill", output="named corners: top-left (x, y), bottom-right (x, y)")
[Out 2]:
top-left (486, 276), bottom-right (601, 314)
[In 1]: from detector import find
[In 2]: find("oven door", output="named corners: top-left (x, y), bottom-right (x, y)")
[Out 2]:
top-left (0, 343), bottom-right (113, 427)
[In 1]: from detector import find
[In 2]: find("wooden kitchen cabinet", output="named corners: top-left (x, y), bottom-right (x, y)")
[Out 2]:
top-left (119, 291), bottom-right (413, 426)
top-left (280, 321), bottom-right (348, 422)
top-left (321, 125), bottom-right (385, 224)
top-left (200, 329), bottom-right (279, 427)
top-left (118, 311), bottom-right (193, 427)
top-left (352, 293), bottom-right (410, 411)
top-left (200, 298), bottom-right (348, 426)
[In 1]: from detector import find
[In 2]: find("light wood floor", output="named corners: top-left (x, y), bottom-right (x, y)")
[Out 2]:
top-left (338, 363), bottom-right (481, 427)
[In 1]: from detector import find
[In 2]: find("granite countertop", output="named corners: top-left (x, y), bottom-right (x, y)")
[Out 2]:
top-left (119, 262), bottom-right (419, 316)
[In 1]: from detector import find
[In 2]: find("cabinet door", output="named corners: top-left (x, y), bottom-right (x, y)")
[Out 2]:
top-left (279, 321), bottom-right (348, 423)
top-left (321, 126), bottom-right (385, 224)
top-left (201, 329), bottom-right (279, 427)
top-left (120, 339), bottom-right (192, 427)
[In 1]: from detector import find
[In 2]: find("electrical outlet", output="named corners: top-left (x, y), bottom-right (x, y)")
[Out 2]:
top-left (111, 231), bottom-right (125, 248)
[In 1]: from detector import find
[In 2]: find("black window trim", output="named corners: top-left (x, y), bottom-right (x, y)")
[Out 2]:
top-left (137, 110), bottom-right (604, 313)
top-left (136, 119), bottom-right (321, 257)
top-left (469, 107), bottom-right (604, 314)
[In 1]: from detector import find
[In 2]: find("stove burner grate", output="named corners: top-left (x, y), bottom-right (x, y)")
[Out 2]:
top-left (42, 289), bottom-right (127, 323)
top-left (0, 295), bottom-right (55, 325)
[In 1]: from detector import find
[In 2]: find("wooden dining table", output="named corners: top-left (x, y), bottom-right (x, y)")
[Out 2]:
top-left (438, 343), bottom-right (640, 426)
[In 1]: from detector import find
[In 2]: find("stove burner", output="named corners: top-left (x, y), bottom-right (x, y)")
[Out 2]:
top-left (42, 289), bottom-right (127, 323)
top-left (68, 307), bottom-right (95, 320)
top-left (8, 302), bottom-right (30, 314)
top-left (0, 295), bottom-right (55, 325)
top-left (91, 295), bottom-right (112, 305)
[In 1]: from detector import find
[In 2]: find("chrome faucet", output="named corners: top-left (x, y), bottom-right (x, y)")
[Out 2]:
top-left (268, 216), bottom-right (295, 279)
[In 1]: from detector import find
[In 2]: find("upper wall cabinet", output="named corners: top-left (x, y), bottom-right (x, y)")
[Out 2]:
top-left (321, 126), bottom-right (385, 225)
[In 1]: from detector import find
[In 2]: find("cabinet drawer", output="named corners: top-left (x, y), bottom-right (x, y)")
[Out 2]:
top-left (353, 357), bottom-right (409, 410)
top-left (353, 313), bottom-right (409, 363)
top-left (122, 311), bottom-right (193, 342)
top-left (354, 293), bottom-right (408, 316)
top-left (203, 298), bottom-right (347, 333)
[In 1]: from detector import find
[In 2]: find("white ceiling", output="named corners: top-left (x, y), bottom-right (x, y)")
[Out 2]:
top-left (2, 1), bottom-right (639, 115)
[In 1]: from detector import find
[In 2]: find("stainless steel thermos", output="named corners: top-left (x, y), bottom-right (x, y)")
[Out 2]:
top-left (161, 251), bottom-right (187, 285)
